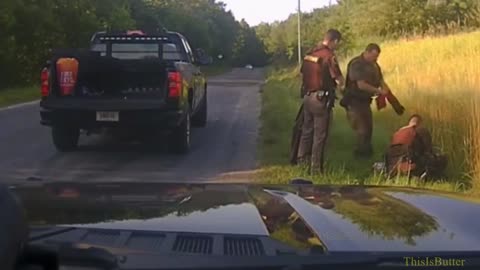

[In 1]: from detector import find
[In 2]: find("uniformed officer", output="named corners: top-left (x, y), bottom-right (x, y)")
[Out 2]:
top-left (297, 29), bottom-right (345, 174)
top-left (341, 43), bottom-right (390, 158)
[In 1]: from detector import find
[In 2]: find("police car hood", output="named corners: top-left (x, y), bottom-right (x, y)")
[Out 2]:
top-left (11, 183), bottom-right (480, 252)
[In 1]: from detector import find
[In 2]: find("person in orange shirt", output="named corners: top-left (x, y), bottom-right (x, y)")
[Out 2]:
top-left (385, 115), bottom-right (447, 179)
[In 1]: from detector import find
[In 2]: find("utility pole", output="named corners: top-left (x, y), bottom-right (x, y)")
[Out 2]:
top-left (297, 0), bottom-right (302, 66)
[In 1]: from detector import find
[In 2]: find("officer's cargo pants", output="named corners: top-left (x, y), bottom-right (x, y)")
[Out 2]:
top-left (297, 93), bottom-right (331, 173)
top-left (346, 100), bottom-right (373, 157)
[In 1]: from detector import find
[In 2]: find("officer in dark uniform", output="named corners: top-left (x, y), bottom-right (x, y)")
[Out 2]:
top-left (341, 43), bottom-right (390, 158)
top-left (297, 29), bottom-right (345, 174)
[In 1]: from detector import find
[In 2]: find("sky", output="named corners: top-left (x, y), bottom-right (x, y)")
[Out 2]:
top-left (221, 0), bottom-right (333, 26)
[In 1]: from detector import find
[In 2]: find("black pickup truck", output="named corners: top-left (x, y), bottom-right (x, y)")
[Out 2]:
top-left (40, 30), bottom-right (210, 153)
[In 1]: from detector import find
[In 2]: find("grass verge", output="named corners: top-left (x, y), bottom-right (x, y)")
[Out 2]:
top-left (0, 86), bottom-right (39, 108)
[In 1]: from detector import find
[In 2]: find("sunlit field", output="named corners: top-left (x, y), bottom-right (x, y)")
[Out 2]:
top-left (258, 31), bottom-right (480, 195)
top-left (377, 31), bottom-right (480, 193)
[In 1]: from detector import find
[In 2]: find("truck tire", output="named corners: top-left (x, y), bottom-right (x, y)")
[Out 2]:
top-left (169, 110), bottom-right (191, 154)
top-left (192, 91), bottom-right (207, 127)
top-left (52, 127), bottom-right (80, 152)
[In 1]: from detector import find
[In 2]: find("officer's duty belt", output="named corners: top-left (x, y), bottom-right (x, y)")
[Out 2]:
top-left (306, 90), bottom-right (328, 96)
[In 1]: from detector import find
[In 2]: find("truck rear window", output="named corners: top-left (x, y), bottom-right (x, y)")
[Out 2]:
top-left (91, 42), bottom-right (184, 61)
top-left (112, 43), bottom-right (158, 60)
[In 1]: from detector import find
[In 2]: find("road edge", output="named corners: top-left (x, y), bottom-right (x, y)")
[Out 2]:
top-left (0, 100), bottom-right (39, 111)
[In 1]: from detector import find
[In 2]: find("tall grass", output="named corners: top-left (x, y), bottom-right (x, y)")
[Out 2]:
top-left (257, 68), bottom-right (466, 193)
top-left (258, 31), bottom-right (480, 194)
top-left (376, 31), bottom-right (480, 191)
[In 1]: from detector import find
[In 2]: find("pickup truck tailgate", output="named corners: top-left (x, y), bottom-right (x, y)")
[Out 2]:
top-left (49, 51), bottom-right (169, 100)
top-left (74, 57), bottom-right (168, 99)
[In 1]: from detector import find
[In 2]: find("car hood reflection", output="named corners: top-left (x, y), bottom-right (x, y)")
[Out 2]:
top-left (11, 182), bottom-right (480, 252)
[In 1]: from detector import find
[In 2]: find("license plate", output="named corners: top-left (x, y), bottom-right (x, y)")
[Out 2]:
top-left (96, 111), bottom-right (119, 122)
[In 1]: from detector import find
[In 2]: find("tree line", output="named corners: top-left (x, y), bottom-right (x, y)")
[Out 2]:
top-left (255, 0), bottom-right (480, 62)
top-left (0, 0), bottom-right (268, 89)
top-left (4, 0), bottom-right (476, 88)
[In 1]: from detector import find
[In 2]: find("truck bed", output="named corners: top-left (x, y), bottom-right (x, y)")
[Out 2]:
top-left (49, 49), bottom-right (169, 100)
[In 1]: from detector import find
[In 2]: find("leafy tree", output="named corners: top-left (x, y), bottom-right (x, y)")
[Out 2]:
top-left (0, 0), bottom-right (267, 89)
top-left (232, 20), bottom-right (268, 66)
top-left (254, 0), bottom-right (480, 64)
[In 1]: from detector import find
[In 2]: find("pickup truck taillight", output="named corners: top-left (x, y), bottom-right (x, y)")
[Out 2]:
top-left (41, 68), bottom-right (50, 97)
top-left (168, 72), bottom-right (183, 98)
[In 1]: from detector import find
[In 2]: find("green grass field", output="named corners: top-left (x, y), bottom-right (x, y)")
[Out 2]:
top-left (257, 31), bottom-right (480, 194)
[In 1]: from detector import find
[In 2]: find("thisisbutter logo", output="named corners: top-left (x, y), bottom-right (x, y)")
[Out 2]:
top-left (404, 257), bottom-right (466, 267)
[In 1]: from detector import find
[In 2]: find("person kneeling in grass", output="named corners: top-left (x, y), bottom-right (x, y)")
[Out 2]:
top-left (385, 114), bottom-right (447, 179)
